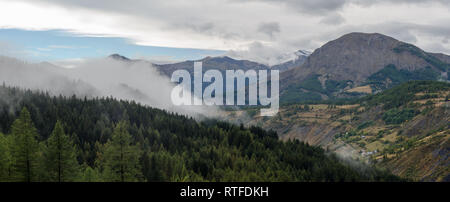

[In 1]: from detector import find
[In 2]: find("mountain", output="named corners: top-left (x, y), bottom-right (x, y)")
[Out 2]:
top-left (108, 53), bottom-right (132, 61)
top-left (270, 50), bottom-right (310, 72)
top-left (153, 56), bottom-right (271, 78)
top-left (106, 54), bottom-right (284, 78)
top-left (226, 81), bottom-right (450, 181)
top-left (280, 33), bottom-right (450, 104)
top-left (107, 52), bottom-right (305, 79)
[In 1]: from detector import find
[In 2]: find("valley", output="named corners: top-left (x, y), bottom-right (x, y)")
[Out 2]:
top-left (224, 81), bottom-right (450, 181)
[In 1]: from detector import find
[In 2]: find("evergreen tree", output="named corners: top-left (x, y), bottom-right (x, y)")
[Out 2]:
top-left (101, 120), bottom-right (142, 182)
top-left (0, 132), bottom-right (12, 181)
top-left (10, 107), bottom-right (40, 182)
top-left (78, 164), bottom-right (101, 182)
top-left (43, 121), bottom-right (79, 182)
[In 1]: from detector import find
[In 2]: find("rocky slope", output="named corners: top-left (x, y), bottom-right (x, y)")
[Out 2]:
top-left (224, 81), bottom-right (450, 181)
top-left (270, 50), bottom-right (309, 72)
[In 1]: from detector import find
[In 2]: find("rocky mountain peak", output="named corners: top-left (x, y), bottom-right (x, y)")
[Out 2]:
top-left (108, 54), bottom-right (131, 61)
top-left (284, 32), bottom-right (448, 86)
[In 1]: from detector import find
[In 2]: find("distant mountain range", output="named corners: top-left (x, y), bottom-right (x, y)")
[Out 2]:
top-left (108, 49), bottom-right (309, 76)
top-left (2, 32), bottom-right (449, 107)
top-left (153, 56), bottom-right (269, 77)
top-left (108, 52), bottom-right (308, 102)
top-left (109, 32), bottom-right (450, 105)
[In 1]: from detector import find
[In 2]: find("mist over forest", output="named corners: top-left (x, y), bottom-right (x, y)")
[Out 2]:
top-left (0, 55), bottom-right (221, 118)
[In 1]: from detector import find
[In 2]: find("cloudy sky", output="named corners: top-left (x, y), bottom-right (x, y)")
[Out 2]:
top-left (0, 0), bottom-right (449, 64)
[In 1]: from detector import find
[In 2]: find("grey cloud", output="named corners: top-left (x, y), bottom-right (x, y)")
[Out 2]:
top-left (168, 21), bottom-right (243, 40)
top-left (254, 0), bottom-right (450, 15)
top-left (173, 22), bottom-right (215, 33)
top-left (311, 21), bottom-right (450, 54)
top-left (319, 13), bottom-right (346, 25)
top-left (421, 42), bottom-right (450, 54)
top-left (371, 23), bottom-right (419, 43)
top-left (354, 0), bottom-right (450, 6)
top-left (257, 22), bottom-right (280, 39)
top-left (17, 0), bottom-right (450, 21)
top-left (367, 22), bottom-right (450, 44)
top-left (255, 0), bottom-right (348, 14)
top-left (9, 0), bottom-right (450, 56)
top-left (225, 41), bottom-right (302, 66)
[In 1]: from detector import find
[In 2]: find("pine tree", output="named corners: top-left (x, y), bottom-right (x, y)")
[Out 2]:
top-left (79, 164), bottom-right (101, 182)
top-left (43, 120), bottom-right (79, 182)
top-left (0, 132), bottom-right (12, 181)
top-left (101, 120), bottom-right (142, 182)
top-left (10, 107), bottom-right (40, 182)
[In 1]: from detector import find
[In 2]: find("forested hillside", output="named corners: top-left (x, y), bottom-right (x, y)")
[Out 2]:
top-left (0, 85), bottom-right (400, 182)
top-left (227, 81), bottom-right (450, 181)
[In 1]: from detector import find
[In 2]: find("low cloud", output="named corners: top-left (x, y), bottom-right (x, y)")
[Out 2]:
top-left (226, 41), bottom-right (305, 66)
top-left (0, 55), bottom-right (221, 118)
